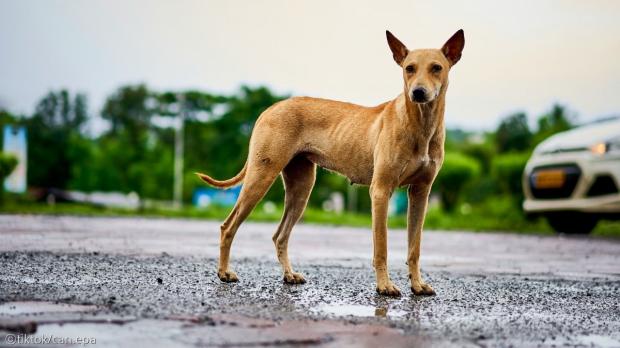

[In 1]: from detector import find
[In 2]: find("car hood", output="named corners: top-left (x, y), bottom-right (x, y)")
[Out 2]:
top-left (535, 118), bottom-right (620, 153)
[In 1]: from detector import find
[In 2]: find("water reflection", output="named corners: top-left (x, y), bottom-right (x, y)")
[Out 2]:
top-left (314, 304), bottom-right (406, 318)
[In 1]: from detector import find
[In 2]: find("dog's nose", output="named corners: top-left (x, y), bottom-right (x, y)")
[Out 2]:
top-left (412, 88), bottom-right (427, 102)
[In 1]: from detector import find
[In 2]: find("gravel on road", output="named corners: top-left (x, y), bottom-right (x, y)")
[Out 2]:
top-left (1, 215), bottom-right (619, 347)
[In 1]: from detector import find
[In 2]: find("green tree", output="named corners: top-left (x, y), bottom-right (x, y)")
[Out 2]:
top-left (97, 85), bottom-right (161, 197)
top-left (183, 86), bottom-right (287, 203)
top-left (0, 110), bottom-right (19, 144)
top-left (495, 112), bottom-right (532, 153)
top-left (102, 85), bottom-right (154, 140)
top-left (533, 104), bottom-right (573, 146)
top-left (24, 90), bottom-right (89, 188)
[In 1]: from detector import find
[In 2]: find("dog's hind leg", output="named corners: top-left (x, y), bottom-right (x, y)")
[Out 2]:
top-left (272, 156), bottom-right (316, 284)
top-left (217, 162), bottom-right (282, 283)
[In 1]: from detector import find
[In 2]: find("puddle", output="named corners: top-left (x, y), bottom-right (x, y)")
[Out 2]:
top-left (0, 301), bottom-right (98, 315)
top-left (313, 304), bottom-right (407, 318)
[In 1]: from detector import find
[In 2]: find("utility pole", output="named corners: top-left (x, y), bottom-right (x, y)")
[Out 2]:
top-left (173, 93), bottom-right (185, 209)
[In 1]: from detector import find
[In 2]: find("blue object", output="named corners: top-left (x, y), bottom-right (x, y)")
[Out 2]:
top-left (193, 186), bottom-right (241, 208)
top-left (3, 125), bottom-right (27, 193)
top-left (389, 190), bottom-right (408, 216)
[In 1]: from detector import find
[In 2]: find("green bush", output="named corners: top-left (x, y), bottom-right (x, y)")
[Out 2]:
top-left (462, 176), bottom-right (500, 204)
top-left (491, 152), bottom-right (530, 202)
top-left (434, 152), bottom-right (480, 211)
top-left (0, 153), bottom-right (17, 180)
top-left (462, 142), bottom-right (494, 172)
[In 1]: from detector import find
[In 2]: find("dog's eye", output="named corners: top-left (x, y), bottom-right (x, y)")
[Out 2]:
top-left (405, 65), bottom-right (415, 74)
top-left (431, 64), bottom-right (443, 73)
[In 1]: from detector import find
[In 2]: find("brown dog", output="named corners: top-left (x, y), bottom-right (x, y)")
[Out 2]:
top-left (197, 30), bottom-right (464, 297)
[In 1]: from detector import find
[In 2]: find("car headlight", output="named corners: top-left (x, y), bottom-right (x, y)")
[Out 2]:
top-left (590, 142), bottom-right (608, 155)
top-left (591, 136), bottom-right (620, 155)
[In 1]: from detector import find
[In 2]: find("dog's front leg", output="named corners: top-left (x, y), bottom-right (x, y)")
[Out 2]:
top-left (370, 180), bottom-right (400, 297)
top-left (407, 183), bottom-right (436, 295)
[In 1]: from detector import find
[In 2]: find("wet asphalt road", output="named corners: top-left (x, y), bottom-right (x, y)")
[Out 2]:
top-left (0, 215), bottom-right (619, 347)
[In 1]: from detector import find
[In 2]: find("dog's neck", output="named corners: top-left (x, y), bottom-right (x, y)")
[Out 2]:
top-left (396, 90), bottom-right (446, 141)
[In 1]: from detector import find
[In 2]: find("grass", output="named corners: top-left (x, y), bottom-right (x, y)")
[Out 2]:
top-left (1, 197), bottom-right (618, 237)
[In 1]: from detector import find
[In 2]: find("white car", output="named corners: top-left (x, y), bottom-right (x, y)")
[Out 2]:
top-left (523, 118), bottom-right (620, 234)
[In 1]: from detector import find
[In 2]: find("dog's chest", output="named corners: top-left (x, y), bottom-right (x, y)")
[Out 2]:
top-left (408, 153), bottom-right (433, 172)
top-left (398, 143), bottom-right (439, 185)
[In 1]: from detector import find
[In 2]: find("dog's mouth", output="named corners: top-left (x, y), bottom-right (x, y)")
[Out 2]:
top-left (411, 95), bottom-right (433, 104)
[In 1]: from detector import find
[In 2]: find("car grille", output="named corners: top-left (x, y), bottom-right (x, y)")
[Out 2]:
top-left (529, 164), bottom-right (581, 199)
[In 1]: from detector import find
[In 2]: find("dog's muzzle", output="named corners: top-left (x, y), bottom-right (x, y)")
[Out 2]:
top-left (411, 87), bottom-right (429, 103)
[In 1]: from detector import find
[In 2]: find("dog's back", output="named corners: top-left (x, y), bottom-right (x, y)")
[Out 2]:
top-left (252, 96), bottom-right (391, 184)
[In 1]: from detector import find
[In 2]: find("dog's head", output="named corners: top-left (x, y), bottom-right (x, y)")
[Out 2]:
top-left (386, 30), bottom-right (464, 104)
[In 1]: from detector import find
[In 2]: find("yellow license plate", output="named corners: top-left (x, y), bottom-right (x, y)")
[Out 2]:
top-left (534, 170), bottom-right (566, 189)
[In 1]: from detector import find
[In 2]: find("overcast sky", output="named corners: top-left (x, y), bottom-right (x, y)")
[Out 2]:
top-left (1, 0), bottom-right (619, 132)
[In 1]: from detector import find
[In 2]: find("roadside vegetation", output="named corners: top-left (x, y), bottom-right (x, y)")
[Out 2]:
top-left (2, 196), bottom-right (619, 237)
top-left (1, 86), bottom-right (618, 237)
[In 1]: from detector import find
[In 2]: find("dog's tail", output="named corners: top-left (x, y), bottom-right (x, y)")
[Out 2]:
top-left (195, 161), bottom-right (247, 189)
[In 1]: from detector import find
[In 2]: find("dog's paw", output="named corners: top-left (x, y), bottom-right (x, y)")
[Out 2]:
top-left (411, 282), bottom-right (435, 296)
top-left (376, 282), bottom-right (401, 297)
top-left (218, 270), bottom-right (239, 283)
top-left (283, 272), bottom-right (306, 284)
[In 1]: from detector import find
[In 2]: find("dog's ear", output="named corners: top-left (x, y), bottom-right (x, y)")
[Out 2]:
top-left (386, 30), bottom-right (408, 66)
top-left (441, 29), bottom-right (465, 66)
